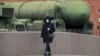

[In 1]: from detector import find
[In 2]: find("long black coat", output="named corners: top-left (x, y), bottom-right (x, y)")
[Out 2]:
top-left (41, 23), bottom-right (55, 43)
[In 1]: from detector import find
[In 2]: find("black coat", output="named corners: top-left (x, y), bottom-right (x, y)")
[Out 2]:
top-left (41, 23), bottom-right (55, 43)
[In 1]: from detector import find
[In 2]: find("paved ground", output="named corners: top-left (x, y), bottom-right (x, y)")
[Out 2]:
top-left (19, 55), bottom-right (99, 56)
top-left (0, 32), bottom-right (100, 56)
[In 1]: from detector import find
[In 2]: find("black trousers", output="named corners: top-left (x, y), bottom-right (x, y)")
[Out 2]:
top-left (45, 42), bottom-right (51, 52)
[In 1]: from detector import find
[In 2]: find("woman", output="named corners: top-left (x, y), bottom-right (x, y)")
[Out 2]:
top-left (41, 16), bottom-right (55, 56)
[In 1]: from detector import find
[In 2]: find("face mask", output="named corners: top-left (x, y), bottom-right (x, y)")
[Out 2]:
top-left (46, 19), bottom-right (49, 23)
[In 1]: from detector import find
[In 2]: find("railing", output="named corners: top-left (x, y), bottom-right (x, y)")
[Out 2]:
top-left (56, 28), bottom-right (94, 35)
top-left (94, 29), bottom-right (100, 36)
top-left (0, 28), bottom-right (99, 36)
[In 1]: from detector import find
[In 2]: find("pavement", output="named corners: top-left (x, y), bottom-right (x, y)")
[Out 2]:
top-left (21, 55), bottom-right (99, 56)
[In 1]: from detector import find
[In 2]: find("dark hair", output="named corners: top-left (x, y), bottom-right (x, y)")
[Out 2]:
top-left (44, 16), bottom-right (52, 23)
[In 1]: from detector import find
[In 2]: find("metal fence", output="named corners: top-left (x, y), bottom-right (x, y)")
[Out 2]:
top-left (94, 29), bottom-right (100, 36)
top-left (56, 28), bottom-right (94, 35)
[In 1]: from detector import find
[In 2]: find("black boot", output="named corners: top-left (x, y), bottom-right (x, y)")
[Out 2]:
top-left (44, 51), bottom-right (51, 56)
top-left (44, 52), bottom-right (47, 56)
top-left (48, 52), bottom-right (51, 56)
top-left (46, 51), bottom-right (51, 56)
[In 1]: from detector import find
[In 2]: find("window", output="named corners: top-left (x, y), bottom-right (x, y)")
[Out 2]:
top-left (98, 9), bottom-right (100, 12)
top-left (97, 26), bottom-right (100, 29)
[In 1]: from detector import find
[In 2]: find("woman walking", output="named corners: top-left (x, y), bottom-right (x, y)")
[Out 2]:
top-left (41, 16), bottom-right (55, 56)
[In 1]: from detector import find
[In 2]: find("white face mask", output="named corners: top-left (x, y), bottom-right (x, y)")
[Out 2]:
top-left (46, 19), bottom-right (49, 23)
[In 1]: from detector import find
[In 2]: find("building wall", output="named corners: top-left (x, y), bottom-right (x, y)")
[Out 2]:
top-left (88, 0), bottom-right (100, 36)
